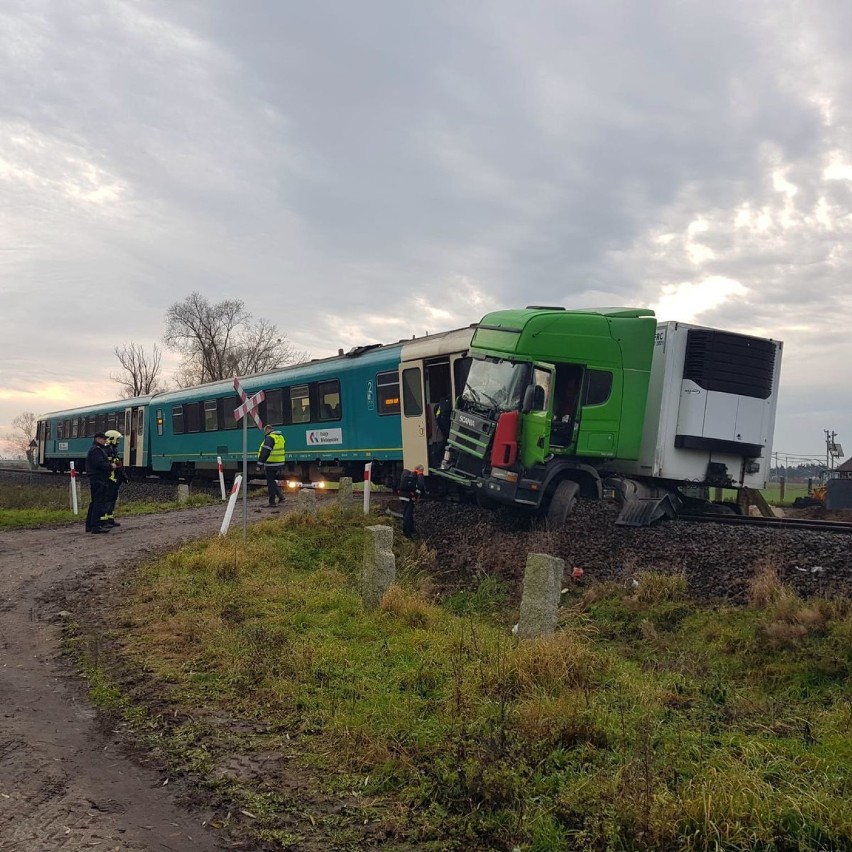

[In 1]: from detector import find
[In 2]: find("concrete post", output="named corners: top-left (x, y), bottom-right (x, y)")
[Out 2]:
top-left (517, 553), bottom-right (564, 639)
top-left (177, 483), bottom-right (190, 504)
top-left (338, 477), bottom-right (354, 510)
top-left (361, 525), bottom-right (395, 610)
top-left (296, 488), bottom-right (318, 515)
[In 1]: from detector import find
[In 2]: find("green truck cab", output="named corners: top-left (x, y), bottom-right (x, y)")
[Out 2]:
top-left (438, 307), bottom-right (659, 521)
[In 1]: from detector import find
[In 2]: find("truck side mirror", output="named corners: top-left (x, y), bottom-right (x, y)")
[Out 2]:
top-left (521, 385), bottom-right (534, 414)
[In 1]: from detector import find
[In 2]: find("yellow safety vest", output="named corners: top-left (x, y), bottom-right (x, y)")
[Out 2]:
top-left (258, 431), bottom-right (286, 464)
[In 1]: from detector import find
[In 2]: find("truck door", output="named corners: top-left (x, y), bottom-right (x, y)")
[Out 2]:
top-left (519, 365), bottom-right (554, 470)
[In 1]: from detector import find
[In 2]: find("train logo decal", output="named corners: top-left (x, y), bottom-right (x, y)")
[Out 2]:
top-left (306, 428), bottom-right (343, 445)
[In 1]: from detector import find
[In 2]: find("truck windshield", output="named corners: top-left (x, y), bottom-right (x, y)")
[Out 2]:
top-left (462, 359), bottom-right (530, 411)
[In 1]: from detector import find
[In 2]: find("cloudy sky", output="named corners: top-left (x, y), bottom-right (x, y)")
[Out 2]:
top-left (1, 0), bottom-right (850, 464)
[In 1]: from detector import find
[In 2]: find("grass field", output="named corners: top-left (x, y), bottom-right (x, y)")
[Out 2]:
top-left (762, 481), bottom-right (812, 506)
top-left (72, 506), bottom-right (852, 851)
top-left (0, 482), bottom-right (220, 528)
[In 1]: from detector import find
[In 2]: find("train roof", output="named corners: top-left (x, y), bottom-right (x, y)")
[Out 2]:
top-left (40, 394), bottom-right (154, 420)
top-left (38, 324), bottom-right (478, 420)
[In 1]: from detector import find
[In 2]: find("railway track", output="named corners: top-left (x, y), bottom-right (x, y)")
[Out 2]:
top-left (682, 512), bottom-right (852, 534)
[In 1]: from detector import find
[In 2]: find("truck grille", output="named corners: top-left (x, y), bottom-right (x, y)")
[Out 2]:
top-left (448, 410), bottom-right (495, 460)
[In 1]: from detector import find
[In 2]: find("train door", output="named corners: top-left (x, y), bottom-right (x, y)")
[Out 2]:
top-left (400, 362), bottom-right (427, 472)
top-left (123, 406), bottom-right (147, 469)
top-left (36, 419), bottom-right (47, 466)
top-left (400, 355), bottom-right (458, 472)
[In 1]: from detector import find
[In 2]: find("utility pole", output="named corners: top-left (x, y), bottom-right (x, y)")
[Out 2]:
top-left (824, 429), bottom-right (843, 473)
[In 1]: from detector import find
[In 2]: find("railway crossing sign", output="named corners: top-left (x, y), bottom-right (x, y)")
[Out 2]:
top-left (233, 378), bottom-right (265, 428)
top-left (233, 377), bottom-right (266, 540)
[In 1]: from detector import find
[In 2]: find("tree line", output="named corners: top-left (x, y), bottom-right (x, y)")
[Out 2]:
top-left (2, 293), bottom-right (307, 456)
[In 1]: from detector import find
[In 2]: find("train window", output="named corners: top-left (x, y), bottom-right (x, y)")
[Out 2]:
top-left (317, 380), bottom-right (341, 421)
top-left (56, 420), bottom-right (63, 440)
top-left (377, 371), bottom-right (400, 415)
top-left (124, 410), bottom-right (132, 436)
top-left (265, 388), bottom-right (284, 425)
top-left (172, 405), bottom-right (185, 435)
top-left (107, 412), bottom-right (117, 432)
top-left (204, 400), bottom-right (219, 431)
top-left (290, 384), bottom-right (310, 424)
top-left (223, 395), bottom-right (240, 430)
top-left (584, 370), bottom-right (613, 406)
top-left (185, 402), bottom-right (202, 433)
top-left (156, 409), bottom-right (164, 436)
top-left (402, 368), bottom-right (423, 417)
top-left (86, 415), bottom-right (96, 437)
top-left (71, 419), bottom-right (78, 438)
top-left (96, 414), bottom-right (107, 434)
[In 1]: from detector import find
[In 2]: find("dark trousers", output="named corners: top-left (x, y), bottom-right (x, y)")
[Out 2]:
top-left (104, 478), bottom-right (121, 519)
top-left (402, 498), bottom-right (415, 536)
top-left (86, 479), bottom-right (110, 530)
top-left (266, 466), bottom-right (284, 505)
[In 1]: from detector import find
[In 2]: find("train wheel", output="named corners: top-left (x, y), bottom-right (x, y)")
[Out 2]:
top-left (547, 479), bottom-right (579, 526)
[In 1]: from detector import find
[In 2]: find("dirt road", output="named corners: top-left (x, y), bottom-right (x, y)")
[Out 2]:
top-left (0, 502), bottom-right (279, 851)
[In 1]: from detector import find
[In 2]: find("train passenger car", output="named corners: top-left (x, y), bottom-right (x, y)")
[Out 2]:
top-left (35, 326), bottom-right (475, 485)
top-left (36, 396), bottom-right (152, 474)
top-left (398, 327), bottom-right (474, 472)
top-left (147, 342), bottom-right (408, 485)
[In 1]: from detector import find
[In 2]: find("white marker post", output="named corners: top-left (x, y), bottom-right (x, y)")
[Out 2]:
top-left (363, 462), bottom-right (372, 515)
top-left (232, 378), bottom-right (265, 541)
top-left (217, 456), bottom-right (226, 501)
top-left (219, 474), bottom-right (243, 536)
top-left (69, 461), bottom-right (78, 515)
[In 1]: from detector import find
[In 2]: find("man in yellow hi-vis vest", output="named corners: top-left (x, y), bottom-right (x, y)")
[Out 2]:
top-left (257, 424), bottom-right (286, 508)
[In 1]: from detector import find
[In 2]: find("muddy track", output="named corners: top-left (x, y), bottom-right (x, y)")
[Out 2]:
top-left (0, 500), bottom-right (287, 851)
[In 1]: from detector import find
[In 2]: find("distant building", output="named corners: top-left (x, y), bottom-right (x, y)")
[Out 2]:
top-left (834, 458), bottom-right (852, 478)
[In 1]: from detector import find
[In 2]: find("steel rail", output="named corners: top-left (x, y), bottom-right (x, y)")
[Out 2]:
top-left (682, 513), bottom-right (852, 534)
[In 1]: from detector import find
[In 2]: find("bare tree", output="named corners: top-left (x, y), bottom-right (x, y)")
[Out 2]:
top-left (2, 411), bottom-right (37, 467)
top-left (163, 292), bottom-right (307, 386)
top-left (111, 342), bottom-right (167, 398)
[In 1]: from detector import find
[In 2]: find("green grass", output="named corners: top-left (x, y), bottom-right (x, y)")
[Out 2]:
top-left (79, 508), bottom-right (852, 851)
top-left (0, 482), bottom-right (221, 528)
top-left (761, 482), bottom-right (811, 507)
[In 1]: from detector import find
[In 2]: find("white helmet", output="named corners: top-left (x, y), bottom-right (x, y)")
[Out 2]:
top-left (104, 429), bottom-right (123, 445)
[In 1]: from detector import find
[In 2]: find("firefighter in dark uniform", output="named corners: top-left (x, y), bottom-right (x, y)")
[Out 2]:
top-left (399, 464), bottom-right (425, 538)
top-left (85, 432), bottom-right (115, 534)
top-left (102, 429), bottom-right (129, 526)
top-left (257, 424), bottom-right (286, 508)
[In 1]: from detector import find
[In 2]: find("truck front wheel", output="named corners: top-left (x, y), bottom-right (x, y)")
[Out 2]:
top-left (547, 480), bottom-right (580, 526)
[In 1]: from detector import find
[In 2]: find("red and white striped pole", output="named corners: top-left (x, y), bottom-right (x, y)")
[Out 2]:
top-left (219, 474), bottom-right (243, 536)
top-left (217, 456), bottom-right (226, 501)
top-left (363, 462), bottom-right (372, 515)
top-left (69, 461), bottom-right (78, 515)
